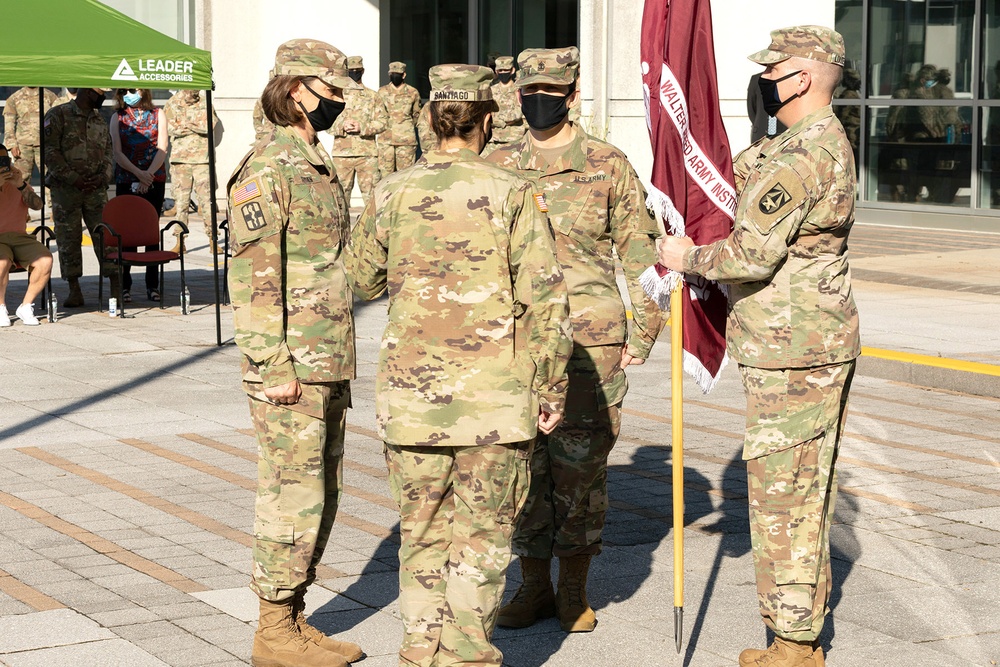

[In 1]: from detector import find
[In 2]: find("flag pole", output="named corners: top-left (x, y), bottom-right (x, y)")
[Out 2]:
top-left (671, 278), bottom-right (685, 653)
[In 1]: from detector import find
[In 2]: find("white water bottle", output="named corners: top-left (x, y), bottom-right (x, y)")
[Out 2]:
top-left (108, 297), bottom-right (118, 318)
top-left (48, 292), bottom-right (57, 323)
top-left (181, 286), bottom-right (191, 315)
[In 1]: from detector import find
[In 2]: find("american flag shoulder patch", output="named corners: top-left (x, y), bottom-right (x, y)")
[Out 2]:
top-left (533, 192), bottom-right (548, 213)
top-left (232, 178), bottom-right (262, 206)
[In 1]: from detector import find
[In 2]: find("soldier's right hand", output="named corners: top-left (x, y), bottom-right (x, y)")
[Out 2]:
top-left (10, 146), bottom-right (20, 159)
top-left (538, 410), bottom-right (563, 434)
top-left (264, 379), bottom-right (302, 406)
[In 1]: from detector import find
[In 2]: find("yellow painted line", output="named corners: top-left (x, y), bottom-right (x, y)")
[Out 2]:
top-left (862, 346), bottom-right (1000, 377)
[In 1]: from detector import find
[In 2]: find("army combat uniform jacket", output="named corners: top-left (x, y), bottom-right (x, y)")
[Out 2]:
top-left (164, 92), bottom-right (219, 164)
top-left (376, 83), bottom-right (420, 147)
top-left (3, 87), bottom-right (58, 152)
top-left (227, 125), bottom-right (355, 387)
top-left (347, 148), bottom-right (573, 447)
top-left (330, 86), bottom-right (388, 157)
top-left (489, 81), bottom-right (526, 145)
top-left (487, 124), bottom-right (664, 405)
top-left (683, 105), bottom-right (860, 369)
top-left (43, 102), bottom-right (113, 189)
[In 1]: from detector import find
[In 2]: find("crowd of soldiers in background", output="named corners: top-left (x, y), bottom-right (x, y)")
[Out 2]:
top-left (252, 54), bottom-right (541, 204)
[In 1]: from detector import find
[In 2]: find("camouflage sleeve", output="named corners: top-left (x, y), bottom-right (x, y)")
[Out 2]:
top-left (610, 160), bottom-right (666, 359)
top-left (361, 94), bottom-right (389, 136)
top-left (409, 91), bottom-right (421, 124)
top-left (509, 182), bottom-right (572, 415)
top-left (345, 194), bottom-right (388, 300)
top-left (228, 166), bottom-right (297, 387)
top-left (43, 109), bottom-right (78, 186)
top-left (44, 91), bottom-right (57, 111)
top-left (498, 98), bottom-right (522, 125)
top-left (684, 167), bottom-right (812, 283)
top-left (732, 143), bottom-right (759, 192)
top-left (2, 100), bottom-right (17, 153)
top-left (102, 124), bottom-right (114, 186)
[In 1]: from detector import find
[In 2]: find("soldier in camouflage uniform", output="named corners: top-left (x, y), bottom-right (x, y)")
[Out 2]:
top-left (377, 61), bottom-right (421, 175)
top-left (415, 102), bottom-right (437, 153)
top-left (658, 26), bottom-right (859, 667)
top-left (485, 47), bottom-right (665, 634)
top-left (164, 90), bottom-right (220, 253)
top-left (227, 39), bottom-right (364, 667)
top-left (482, 56), bottom-right (525, 157)
top-left (43, 88), bottom-right (116, 307)
top-left (347, 64), bottom-right (573, 667)
top-left (330, 56), bottom-right (388, 206)
top-left (3, 87), bottom-right (58, 177)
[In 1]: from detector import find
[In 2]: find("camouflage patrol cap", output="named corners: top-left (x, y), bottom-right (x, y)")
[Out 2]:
top-left (347, 56), bottom-right (364, 70)
top-left (495, 56), bottom-right (515, 70)
top-left (748, 26), bottom-right (846, 67)
top-left (428, 64), bottom-right (495, 103)
top-left (273, 39), bottom-right (359, 89)
top-left (388, 61), bottom-right (406, 74)
top-left (516, 47), bottom-right (579, 87)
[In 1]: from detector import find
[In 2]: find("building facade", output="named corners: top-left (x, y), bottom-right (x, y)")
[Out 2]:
top-left (4, 0), bottom-right (996, 231)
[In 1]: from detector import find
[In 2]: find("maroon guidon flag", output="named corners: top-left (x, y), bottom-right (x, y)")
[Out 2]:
top-left (639, 0), bottom-right (734, 393)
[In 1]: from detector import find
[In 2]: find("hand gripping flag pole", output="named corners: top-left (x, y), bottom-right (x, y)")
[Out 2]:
top-left (640, 0), bottom-right (737, 653)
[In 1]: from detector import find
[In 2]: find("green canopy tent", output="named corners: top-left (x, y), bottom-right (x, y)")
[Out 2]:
top-left (0, 0), bottom-right (226, 344)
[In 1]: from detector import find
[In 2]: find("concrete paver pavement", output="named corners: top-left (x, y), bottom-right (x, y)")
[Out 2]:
top-left (0, 219), bottom-right (998, 666)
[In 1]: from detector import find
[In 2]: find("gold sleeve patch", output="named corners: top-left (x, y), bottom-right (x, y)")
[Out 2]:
top-left (533, 192), bottom-right (549, 213)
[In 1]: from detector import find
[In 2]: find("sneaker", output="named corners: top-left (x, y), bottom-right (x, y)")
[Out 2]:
top-left (0, 305), bottom-right (10, 327)
top-left (16, 303), bottom-right (40, 326)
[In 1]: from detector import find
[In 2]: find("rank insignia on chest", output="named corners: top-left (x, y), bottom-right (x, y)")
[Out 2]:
top-left (232, 178), bottom-right (262, 206)
top-left (242, 201), bottom-right (266, 231)
top-left (533, 192), bottom-right (549, 213)
top-left (759, 183), bottom-right (792, 215)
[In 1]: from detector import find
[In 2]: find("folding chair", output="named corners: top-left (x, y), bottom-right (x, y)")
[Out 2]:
top-left (95, 195), bottom-right (189, 318)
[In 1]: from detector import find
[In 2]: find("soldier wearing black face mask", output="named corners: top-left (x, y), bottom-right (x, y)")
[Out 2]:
top-left (485, 46), bottom-right (666, 635)
top-left (482, 56), bottom-right (526, 157)
top-left (377, 61), bottom-right (421, 175)
top-left (330, 55), bottom-right (389, 207)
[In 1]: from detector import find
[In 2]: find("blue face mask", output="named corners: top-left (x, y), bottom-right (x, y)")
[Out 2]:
top-left (123, 91), bottom-right (142, 106)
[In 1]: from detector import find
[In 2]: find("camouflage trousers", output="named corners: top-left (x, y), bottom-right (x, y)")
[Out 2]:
top-left (13, 145), bottom-right (40, 180)
top-left (333, 156), bottom-right (380, 206)
top-left (246, 380), bottom-right (350, 603)
top-left (378, 144), bottom-right (417, 177)
top-left (170, 162), bottom-right (212, 237)
top-left (50, 185), bottom-right (112, 281)
top-left (740, 361), bottom-right (856, 643)
top-left (514, 344), bottom-right (626, 560)
top-left (385, 440), bottom-right (531, 667)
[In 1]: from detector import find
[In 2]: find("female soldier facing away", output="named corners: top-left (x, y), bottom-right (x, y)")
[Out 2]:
top-left (226, 39), bottom-right (364, 667)
top-left (347, 64), bottom-right (573, 667)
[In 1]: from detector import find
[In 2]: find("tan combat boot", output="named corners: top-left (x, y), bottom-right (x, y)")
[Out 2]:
top-left (168, 232), bottom-right (185, 255)
top-left (251, 598), bottom-right (346, 667)
top-left (496, 557), bottom-right (556, 628)
top-left (738, 637), bottom-right (824, 667)
top-left (162, 204), bottom-right (177, 217)
top-left (556, 555), bottom-right (597, 632)
top-left (63, 279), bottom-right (84, 308)
top-left (292, 589), bottom-right (364, 662)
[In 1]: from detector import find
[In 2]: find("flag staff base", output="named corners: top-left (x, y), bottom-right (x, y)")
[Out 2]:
top-left (674, 606), bottom-right (683, 654)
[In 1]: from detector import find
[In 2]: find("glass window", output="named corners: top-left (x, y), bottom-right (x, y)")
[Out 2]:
top-left (983, 1), bottom-right (1000, 98)
top-left (388, 0), bottom-right (470, 99)
top-left (868, 0), bottom-right (975, 98)
top-left (868, 103), bottom-right (972, 205)
top-left (980, 106), bottom-right (1000, 206)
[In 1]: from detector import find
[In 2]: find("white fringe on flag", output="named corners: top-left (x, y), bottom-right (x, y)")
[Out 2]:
top-left (684, 347), bottom-right (729, 395)
top-left (639, 264), bottom-right (678, 312)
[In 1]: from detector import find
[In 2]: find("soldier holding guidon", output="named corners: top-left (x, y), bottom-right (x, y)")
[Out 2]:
top-left (658, 26), bottom-right (860, 667)
top-left (227, 39), bottom-right (364, 667)
top-left (347, 64), bottom-right (573, 667)
top-left (485, 46), bottom-right (666, 634)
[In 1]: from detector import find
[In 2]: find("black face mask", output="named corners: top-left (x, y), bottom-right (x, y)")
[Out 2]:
top-left (520, 91), bottom-right (570, 131)
top-left (497, 72), bottom-right (513, 84)
top-left (348, 70), bottom-right (364, 83)
top-left (389, 73), bottom-right (403, 86)
top-left (299, 82), bottom-right (345, 133)
top-left (81, 89), bottom-right (106, 109)
top-left (758, 70), bottom-right (802, 117)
